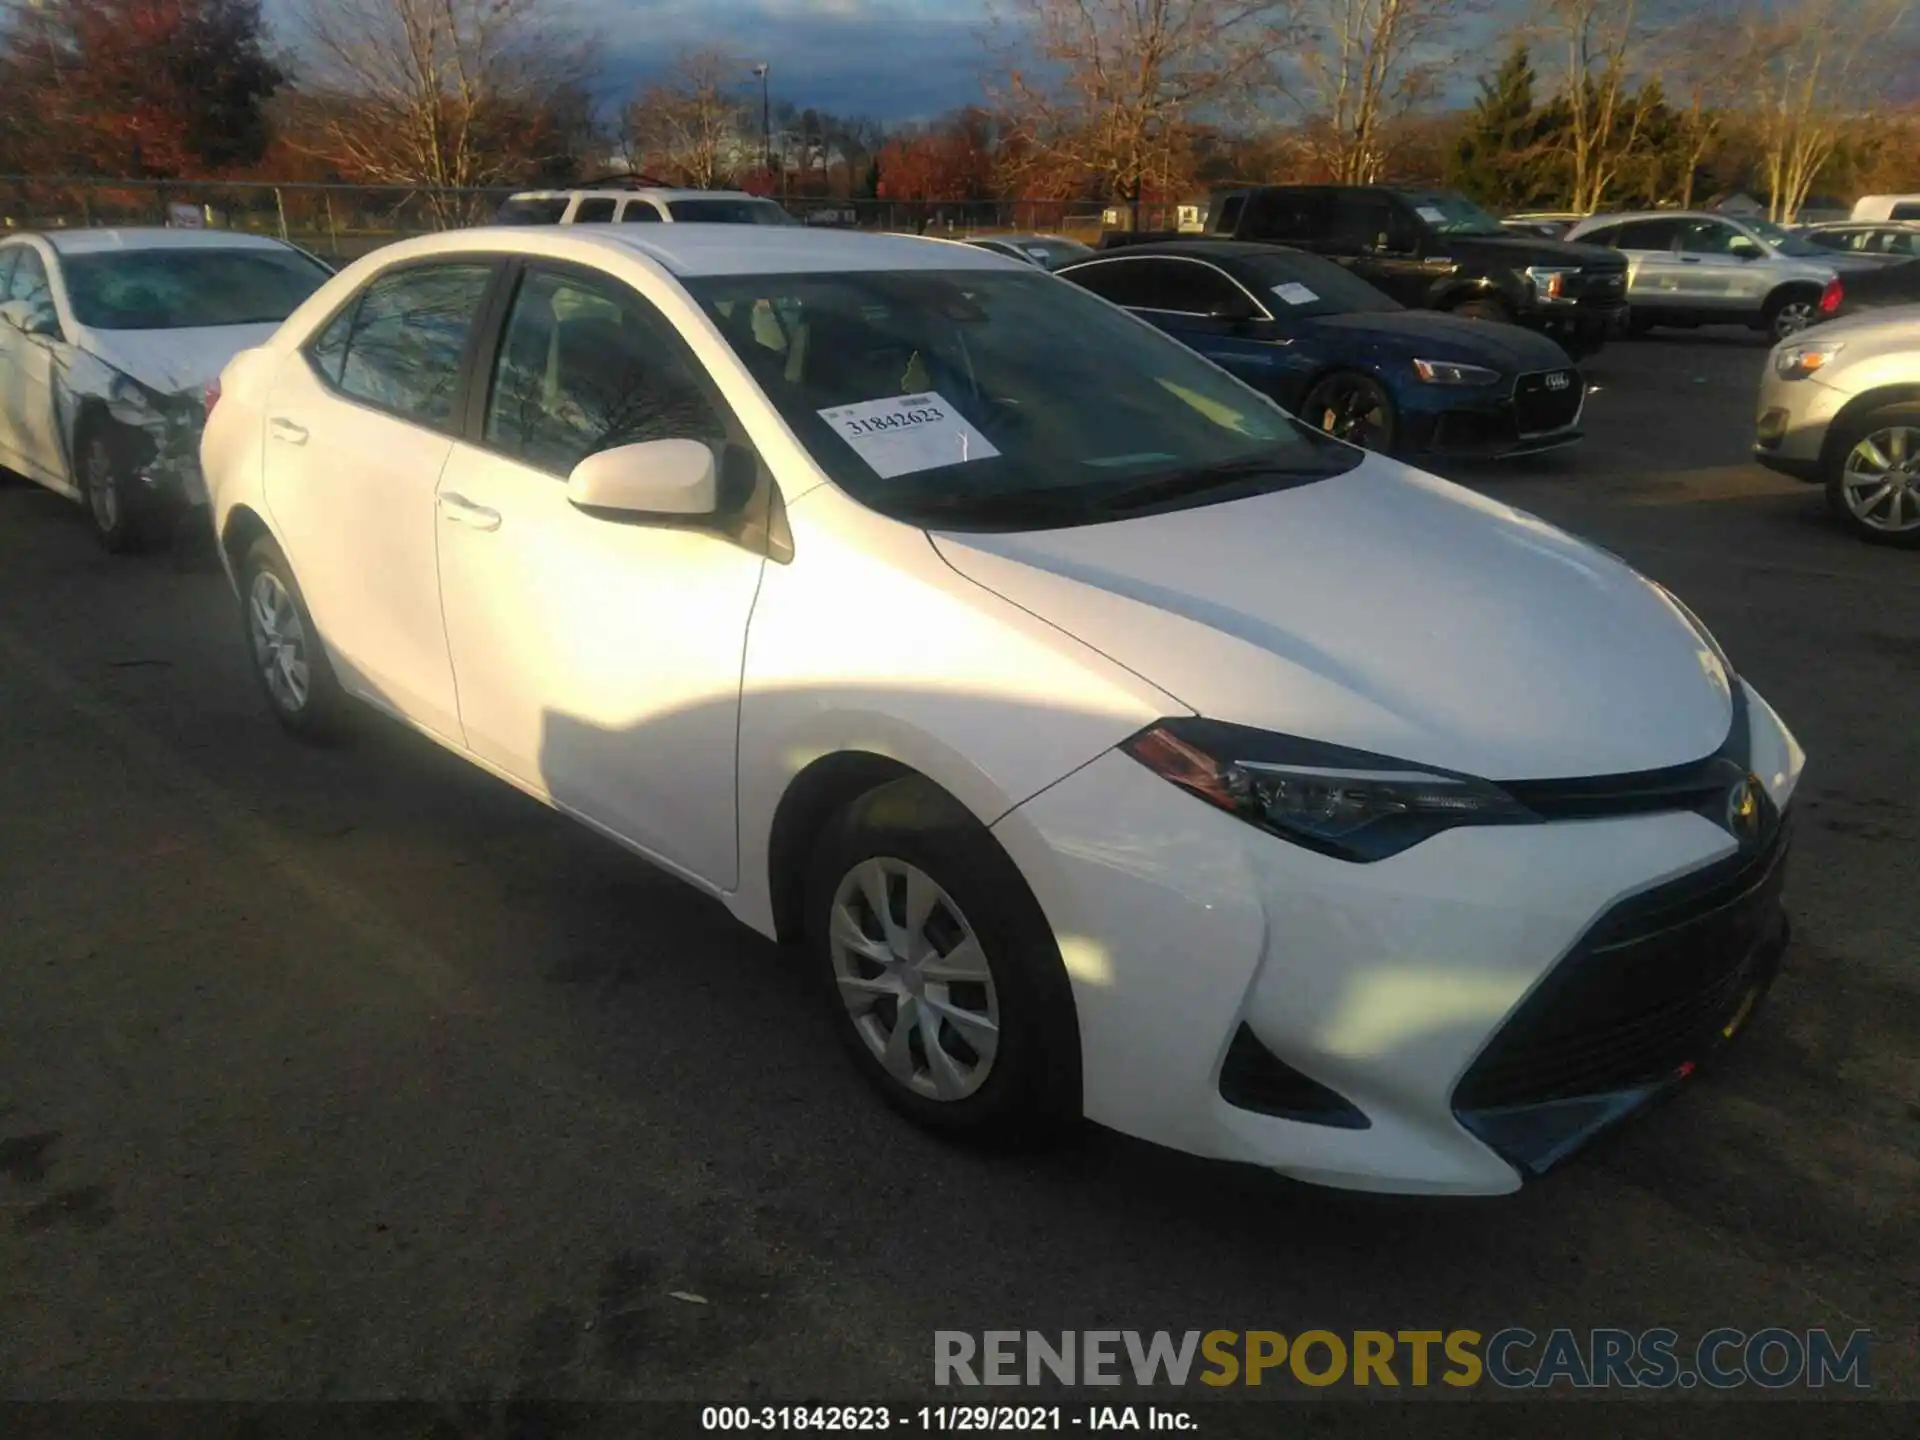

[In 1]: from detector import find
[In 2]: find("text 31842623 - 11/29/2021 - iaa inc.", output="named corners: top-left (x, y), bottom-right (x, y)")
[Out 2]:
top-left (198, 221), bottom-right (1804, 1196)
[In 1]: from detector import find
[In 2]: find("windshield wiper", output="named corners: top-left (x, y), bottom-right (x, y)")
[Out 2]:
top-left (1096, 455), bottom-right (1326, 515)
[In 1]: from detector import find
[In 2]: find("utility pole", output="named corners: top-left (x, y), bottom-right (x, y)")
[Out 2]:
top-left (752, 64), bottom-right (771, 194)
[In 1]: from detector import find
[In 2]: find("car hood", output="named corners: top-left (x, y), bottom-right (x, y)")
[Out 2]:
top-left (1301, 311), bottom-right (1572, 370)
top-left (930, 456), bottom-right (1733, 781)
top-left (76, 322), bottom-right (282, 396)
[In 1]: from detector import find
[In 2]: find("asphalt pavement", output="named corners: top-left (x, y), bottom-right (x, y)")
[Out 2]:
top-left (1, 329), bottom-right (1915, 1425)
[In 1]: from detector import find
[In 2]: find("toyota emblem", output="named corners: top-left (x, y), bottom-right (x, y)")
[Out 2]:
top-left (1726, 774), bottom-right (1764, 844)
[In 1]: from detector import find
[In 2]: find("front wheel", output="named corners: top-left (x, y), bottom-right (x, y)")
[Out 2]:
top-left (78, 429), bottom-right (146, 554)
top-left (1825, 402), bottom-right (1920, 547)
top-left (806, 778), bottom-right (1080, 1143)
top-left (239, 536), bottom-right (349, 739)
top-left (1299, 372), bottom-right (1398, 453)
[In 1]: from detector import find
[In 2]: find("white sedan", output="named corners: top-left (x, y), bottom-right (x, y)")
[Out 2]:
top-left (0, 227), bottom-right (332, 551)
top-left (201, 224), bottom-right (1805, 1195)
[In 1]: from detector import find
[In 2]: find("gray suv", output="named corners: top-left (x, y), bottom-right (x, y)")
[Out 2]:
top-left (1567, 211), bottom-right (1852, 342)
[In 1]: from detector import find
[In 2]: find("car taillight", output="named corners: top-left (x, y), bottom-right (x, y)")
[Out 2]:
top-left (203, 378), bottom-right (221, 421)
top-left (1820, 277), bottom-right (1843, 314)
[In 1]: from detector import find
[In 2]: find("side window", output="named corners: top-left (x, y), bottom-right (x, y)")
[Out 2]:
top-left (1677, 220), bottom-right (1744, 255)
top-left (573, 198), bottom-right (617, 224)
top-left (1327, 195), bottom-right (1396, 252)
top-left (1135, 261), bottom-right (1247, 315)
top-left (331, 264), bottom-right (493, 427)
top-left (1805, 230), bottom-right (1846, 250)
top-left (1244, 190), bottom-right (1325, 241)
top-left (1212, 195), bottom-right (1245, 233)
top-left (0, 247), bottom-right (18, 297)
top-left (484, 267), bottom-right (729, 476)
top-left (1891, 202), bottom-right (1920, 221)
top-left (1578, 224), bottom-right (1621, 248)
top-left (305, 302), bottom-right (356, 386)
top-left (1062, 259), bottom-right (1158, 308)
top-left (1617, 218), bottom-right (1681, 251)
top-left (619, 202), bottom-right (662, 223)
top-left (7, 248), bottom-right (53, 307)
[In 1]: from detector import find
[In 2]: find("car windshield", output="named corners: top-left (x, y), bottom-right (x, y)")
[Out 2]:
top-left (685, 268), bottom-right (1357, 531)
top-left (1235, 250), bottom-right (1402, 315)
top-left (1012, 237), bottom-right (1096, 269)
top-left (1404, 192), bottom-right (1507, 237)
top-left (666, 198), bottom-right (792, 225)
top-left (1744, 217), bottom-right (1821, 257)
top-left (62, 247), bottom-right (332, 330)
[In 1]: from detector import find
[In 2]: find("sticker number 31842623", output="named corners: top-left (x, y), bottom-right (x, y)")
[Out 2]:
top-left (817, 392), bottom-right (1002, 479)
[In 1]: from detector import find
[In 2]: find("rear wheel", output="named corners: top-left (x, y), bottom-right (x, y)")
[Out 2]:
top-left (78, 428), bottom-right (146, 554)
top-left (1824, 402), bottom-right (1920, 547)
top-left (806, 777), bottom-right (1080, 1143)
top-left (1765, 287), bottom-right (1821, 342)
top-left (1299, 372), bottom-right (1397, 453)
top-left (239, 536), bottom-right (349, 739)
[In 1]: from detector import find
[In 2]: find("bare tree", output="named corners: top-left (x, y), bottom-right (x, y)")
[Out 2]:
top-left (1537, 0), bottom-right (1658, 214)
top-left (1740, 0), bottom-right (1913, 221)
top-left (1282, 0), bottom-right (1472, 184)
top-left (1658, 8), bottom-right (1744, 208)
top-left (991, 0), bottom-right (1290, 220)
top-left (295, 0), bottom-right (596, 221)
top-left (623, 46), bottom-right (754, 190)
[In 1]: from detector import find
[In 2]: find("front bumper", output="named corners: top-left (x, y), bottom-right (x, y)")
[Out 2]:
top-left (991, 680), bottom-right (1802, 1196)
top-left (1752, 368), bottom-right (1849, 482)
top-left (1527, 300), bottom-right (1629, 348)
top-left (1403, 368), bottom-right (1586, 460)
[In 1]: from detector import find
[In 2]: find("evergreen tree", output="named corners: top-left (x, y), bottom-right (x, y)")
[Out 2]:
top-left (1446, 43), bottom-right (1552, 212)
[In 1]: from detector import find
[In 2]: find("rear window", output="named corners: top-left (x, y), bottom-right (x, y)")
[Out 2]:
top-left (665, 198), bottom-right (792, 225)
top-left (495, 198), bottom-right (568, 225)
top-left (572, 198), bottom-right (618, 223)
top-left (1893, 203), bottom-right (1920, 221)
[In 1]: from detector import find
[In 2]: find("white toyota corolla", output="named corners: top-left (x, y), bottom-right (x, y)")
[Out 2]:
top-left (201, 226), bottom-right (1805, 1195)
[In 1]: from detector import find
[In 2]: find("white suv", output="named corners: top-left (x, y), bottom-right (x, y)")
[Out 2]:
top-left (495, 187), bottom-right (792, 227)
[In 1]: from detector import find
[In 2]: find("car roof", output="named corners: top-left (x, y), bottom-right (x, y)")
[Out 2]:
top-left (13, 227), bottom-right (297, 255)
top-left (1067, 240), bottom-right (1300, 264)
top-left (399, 224), bottom-right (1022, 278)
top-left (1805, 220), bottom-right (1920, 230)
top-left (1575, 211), bottom-right (1732, 226)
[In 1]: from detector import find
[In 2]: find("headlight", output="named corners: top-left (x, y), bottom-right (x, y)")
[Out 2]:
top-left (1412, 357), bottom-right (1503, 386)
top-left (1122, 719), bottom-right (1535, 862)
top-left (1774, 339), bottom-right (1842, 380)
top-left (1525, 265), bottom-right (1580, 303)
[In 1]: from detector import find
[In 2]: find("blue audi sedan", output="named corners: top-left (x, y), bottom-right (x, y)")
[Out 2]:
top-left (1057, 241), bottom-right (1584, 458)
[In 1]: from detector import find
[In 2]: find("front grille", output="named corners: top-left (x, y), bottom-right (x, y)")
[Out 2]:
top-left (1571, 268), bottom-right (1628, 301)
top-left (1455, 819), bottom-right (1790, 1114)
top-left (1514, 369), bottom-right (1583, 434)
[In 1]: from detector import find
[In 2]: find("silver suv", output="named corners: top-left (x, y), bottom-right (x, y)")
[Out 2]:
top-left (1567, 211), bottom-right (1851, 341)
top-left (1753, 304), bottom-right (1920, 545)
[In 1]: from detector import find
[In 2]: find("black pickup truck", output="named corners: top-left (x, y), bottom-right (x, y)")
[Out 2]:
top-left (1108, 186), bottom-right (1629, 356)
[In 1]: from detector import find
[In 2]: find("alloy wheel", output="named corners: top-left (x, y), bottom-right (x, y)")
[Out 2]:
top-left (248, 570), bottom-right (312, 714)
top-left (85, 438), bottom-right (121, 535)
top-left (828, 857), bottom-right (1000, 1102)
top-left (1307, 378), bottom-right (1391, 450)
top-left (1772, 300), bottom-right (1816, 341)
top-left (1840, 425), bottom-right (1920, 534)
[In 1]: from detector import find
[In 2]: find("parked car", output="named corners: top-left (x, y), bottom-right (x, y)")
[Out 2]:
top-left (963, 234), bottom-right (1096, 271)
top-left (495, 187), bottom-right (794, 226)
top-left (1108, 185), bottom-right (1628, 357)
top-left (0, 227), bottom-right (332, 552)
top-left (1566, 211), bottom-right (1851, 341)
top-left (1850, 195), bottom-right (1920, 223)
top-left (1057, 241), bottom-right (1584, 459)
top-left (1798, 221), bottom-right (1920, 262)
top-left (1753, 303), bottom-right (1920, 546)
top-left (202, 225), bottom-right (1803, 1195)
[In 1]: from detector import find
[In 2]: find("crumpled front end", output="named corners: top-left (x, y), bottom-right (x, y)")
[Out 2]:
top-left (92, 374), bottom-right (212, 508)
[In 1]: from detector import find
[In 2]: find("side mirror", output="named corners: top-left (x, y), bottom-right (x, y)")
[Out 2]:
top-left (0, 298), bottom-right (59, 338)
top-left (567, 439), bottom-right (718, 519)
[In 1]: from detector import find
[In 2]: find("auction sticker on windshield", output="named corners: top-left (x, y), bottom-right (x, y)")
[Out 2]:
top-left (818, 393), bottom-right (1001, 478)
top-left (1272, 282), bottom-right (1319, 305)
top-left (1416, 206), bottom-right (1448, 224)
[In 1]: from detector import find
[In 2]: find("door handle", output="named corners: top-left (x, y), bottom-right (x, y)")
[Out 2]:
top-left (438, 493), bottom-right (502, 531)
top-left (269, 417), bottom-right (309, 445)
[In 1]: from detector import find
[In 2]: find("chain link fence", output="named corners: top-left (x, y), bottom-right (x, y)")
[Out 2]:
top-left (1, 176), bottom-right (1176, 257)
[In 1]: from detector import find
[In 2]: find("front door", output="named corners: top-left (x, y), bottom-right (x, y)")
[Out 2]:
top-left (261, 260), bottom-right (497, 742)
top-left (433, 263), bottom-right (767, 889)
top-left (0, 246), bottom-right (71, 485)
top-left (1674, 219), bottom-right (1768, 313)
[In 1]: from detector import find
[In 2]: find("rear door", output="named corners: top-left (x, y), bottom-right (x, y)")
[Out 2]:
top-left (1606, 218), bottom-right (1685, 308)
top-left (261, 259), bottom-right (498, 741)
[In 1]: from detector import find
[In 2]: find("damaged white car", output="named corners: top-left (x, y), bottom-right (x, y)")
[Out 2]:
top-left (0, 228), bottom-right (332, 552)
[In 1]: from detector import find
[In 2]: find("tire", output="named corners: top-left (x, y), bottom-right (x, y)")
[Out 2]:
top-left (805, 777), bottom-right (1081, 1143)
top-left (1823, 401), bottom-right (1920, 548)
top-left (77, 426), bottom-right (147, 554)
top-left (1764, 287), bottom-right (1821, 343)
top-left (238, 535), bottom-right (350, 740)
top-left (1451, 295), bottom-right (1512, 325)
top-left (1299, 371), bottom-right (1398, 453)
top-left (1627, 312), bottom-right (1656, 338)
